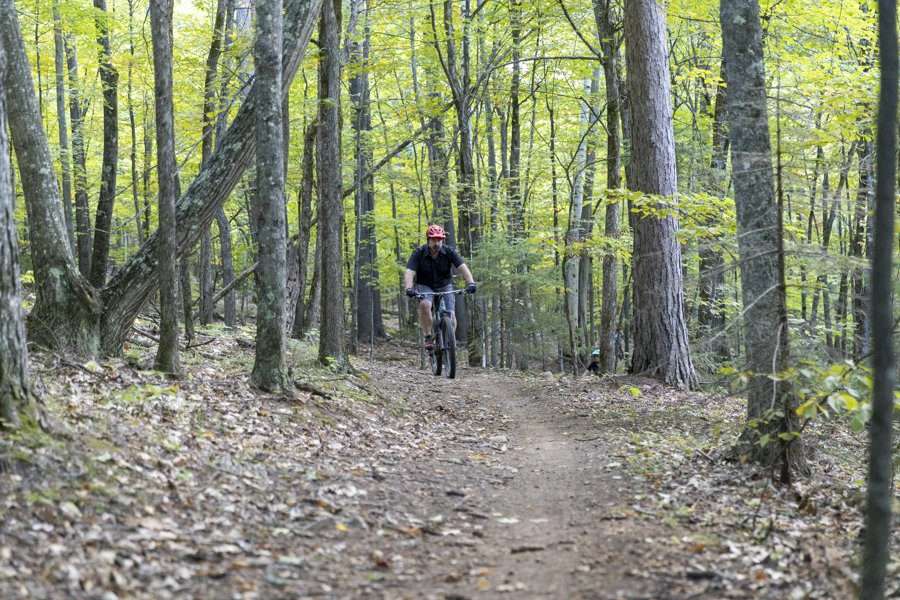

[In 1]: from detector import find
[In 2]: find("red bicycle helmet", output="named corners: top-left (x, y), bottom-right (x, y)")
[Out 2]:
top-left (426, 224), bottom-right (446, 239)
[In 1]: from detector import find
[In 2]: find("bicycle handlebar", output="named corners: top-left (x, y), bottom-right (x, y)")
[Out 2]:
top-left (415, 289), bottom-right (467, 299)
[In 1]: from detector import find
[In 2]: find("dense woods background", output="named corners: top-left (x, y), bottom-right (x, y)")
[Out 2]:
top-left (0, 0), bottom-right (897, 594)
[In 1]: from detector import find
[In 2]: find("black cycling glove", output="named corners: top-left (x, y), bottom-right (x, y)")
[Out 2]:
top-left (405, 287), bottom-right (417, 298)
top-left (466, 282), bottom-right (477, 295)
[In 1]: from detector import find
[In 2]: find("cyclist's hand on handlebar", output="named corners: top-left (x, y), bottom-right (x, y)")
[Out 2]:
top-left (405, 287), bottom-right (417, 298)
top-left (466, 282), bottom-right (477, 295)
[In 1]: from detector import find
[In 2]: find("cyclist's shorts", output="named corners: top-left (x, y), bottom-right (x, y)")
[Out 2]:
top-left (415, 284), bottom-right (456, 314)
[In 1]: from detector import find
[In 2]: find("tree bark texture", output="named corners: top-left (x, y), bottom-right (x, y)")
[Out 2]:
top-left (0, 42), bottom-right (33, 427)
top-left (88, 0), bottom-right (119, 288)
top-left (721, 0), bottom-right (804, 472)
top-left (860, 0), bottom-right (896, 593)
top-left (251, 0), bottom-right (288, 391)
top-left (292, 121), bottom-right (316, 338)
top-left (0, 0), bottom-right (102, 356)
top-left (150, 0), bottom-right (181, 374)
top-left (317, 0), bottom-right (346, 367)
top-left (624, 0), bottom-right (696, 389)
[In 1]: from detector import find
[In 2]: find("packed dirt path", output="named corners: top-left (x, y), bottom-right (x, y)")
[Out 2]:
top-left (369, 357), bottom-right (687, 599)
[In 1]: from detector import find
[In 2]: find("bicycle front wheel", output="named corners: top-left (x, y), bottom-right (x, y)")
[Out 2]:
top-left (441, 316), bottom-right (456, 379)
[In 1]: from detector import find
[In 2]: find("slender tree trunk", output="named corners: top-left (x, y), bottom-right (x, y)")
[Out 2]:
top-left (251, 0), bottom-right (288, 391)
top-left (52, 1), bottom-right (74, 252)
top-left (860, 0), bottom-right (896, 590)
top-left (199, 0), bottom-right (227, 326)
top-left (89, 0), bottom-right (119, 288)
top-left (1, 0), bottom-right (102, 356)
top-left (151, 0), bottom-right (181, 374)
top-left (215, 0), bottom-right (236, 327)
top-left (0, 43), bottom-right (35, 428)
top-left (697, 57), bottom-right (729, 359)
top-left (624, 0), bottom-right (696, 389)
top-left (595, 0), bottom-right (622, 374)
top-left (126, 0), bottom-right (144, 247)
top-left (292, 121), bottom-right (316, 338)
top-left (722, 0), bottom-right (805, 475)
top-left (317, 0), bottom-right (346, 367)
top-left (64, 34), bottom-right (92, 277)
top-left (142, 95), bottom-right (153, 239)
top-left (852, 140), bottom-right (874, 361)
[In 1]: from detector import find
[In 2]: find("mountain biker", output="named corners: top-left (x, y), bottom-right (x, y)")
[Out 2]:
top-left (403, 224), bottom-right (476, 350)
top-left (586, 349), bottom-right (601, 375)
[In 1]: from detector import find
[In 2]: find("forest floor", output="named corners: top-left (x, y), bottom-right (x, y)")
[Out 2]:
top-left (0, 324), bottom-right (898, 599)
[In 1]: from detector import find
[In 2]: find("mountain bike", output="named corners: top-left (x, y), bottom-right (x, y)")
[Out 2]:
top-left (417, 289), bottom-right (466, 379)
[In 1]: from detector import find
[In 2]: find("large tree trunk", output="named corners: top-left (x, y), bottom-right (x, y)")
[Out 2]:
top-left (99, 0), bottom-right (323, 355)
top-left (51, 0), bottom-right (74, 252)
top-left (150, 0), bottom-right (181, 374)
top-left (251, 0), bottom-right (288, 391)
top-left (317, 0), bottom-right (346, 367)
top-left (0, 0), bottom-right (102, 356)
top-left (0, 44), bottom-right (35, 428)
top-left (722, 0), bottom-right (804, 474)
top-left (63, 34), bottom-right (92, 277)
top-left (594, 0), bottom-right (622, 374)
top-left (624, 0), bottom-right (696, 389)
top-left (88, 0), bottom-right (119, 289)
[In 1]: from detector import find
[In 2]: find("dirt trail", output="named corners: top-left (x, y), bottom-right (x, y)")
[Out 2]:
top-left (373, 360), bottom-right (674, 599)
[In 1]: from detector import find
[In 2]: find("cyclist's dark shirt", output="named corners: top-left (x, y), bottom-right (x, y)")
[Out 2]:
top-left (406, 244), bottom-right (464, 289)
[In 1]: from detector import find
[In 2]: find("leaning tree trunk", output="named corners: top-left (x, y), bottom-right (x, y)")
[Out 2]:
top-left (251, 0), bottom-right (288, 391)
top-left (88, 0), bottom-right (119, 289)
top-left (317, 0), bottom-right (346, 368)
top-left (150, 0), bottom-right (181, 375)
top-left (99, 0), bottom-right (323, 355)
top-left (0, 0), bottom-right (102, 356)
top-left (624, 0), bottom-right (696, 389)
top-left (0, 43), bottom-right (35, 428)
top-left (722, 0), bottom-right (805, 475)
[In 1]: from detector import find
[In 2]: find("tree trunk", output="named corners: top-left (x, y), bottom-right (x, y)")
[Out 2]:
top-left (198, 0), bottom-right (227, 326)
top-left (292, 121), bottom-right (316, 338)
top-left (317, 0), bottom-right (346, 368)
top-left (697, 57), bottom-right (729, 360)
top-left (594, 0), bottom-right (622, 374)
top-left (150, 0), bottom-right (181, 374)
top-left (251, 0), bottom-right (288, 391)
top-left (215, 0), bottom-right (236, 327)
top-left (63, 34), bottom-right (92, 277)
top-left (860, 0), bottom-right (896, 590)
top-left (852, 140), bottom-right (874, 361)
top-left (126, 0), bottom-right (144, 248)
top-left (51, 1), bottom-right (74, 252)
top-left (722, 0), bottom-right (804, 474)
top-left (0, 43), bottom-right (34, 428)
top-left (88, 0), bottom-right (119, 289)
top-left (0, 0), bottom-right (102, 356)
top-left (624, 0), bottom-right (696, 389)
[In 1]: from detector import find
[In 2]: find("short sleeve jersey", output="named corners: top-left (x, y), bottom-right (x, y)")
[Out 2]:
top-left (406, 244), bottom-right (464, 289)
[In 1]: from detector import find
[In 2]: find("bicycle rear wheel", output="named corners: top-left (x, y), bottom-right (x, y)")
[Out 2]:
top-left (441, 316), bottom-right (456, 379)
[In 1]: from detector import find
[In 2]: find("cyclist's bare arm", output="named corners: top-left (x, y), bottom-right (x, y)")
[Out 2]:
top-left (457, 263), bottom-right (475, 286)
top-left (403, 268), bottom-right (416, 290)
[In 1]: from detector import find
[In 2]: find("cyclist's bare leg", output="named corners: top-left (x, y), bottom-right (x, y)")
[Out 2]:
top-left (418, 300), bottom-right (433, 337)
